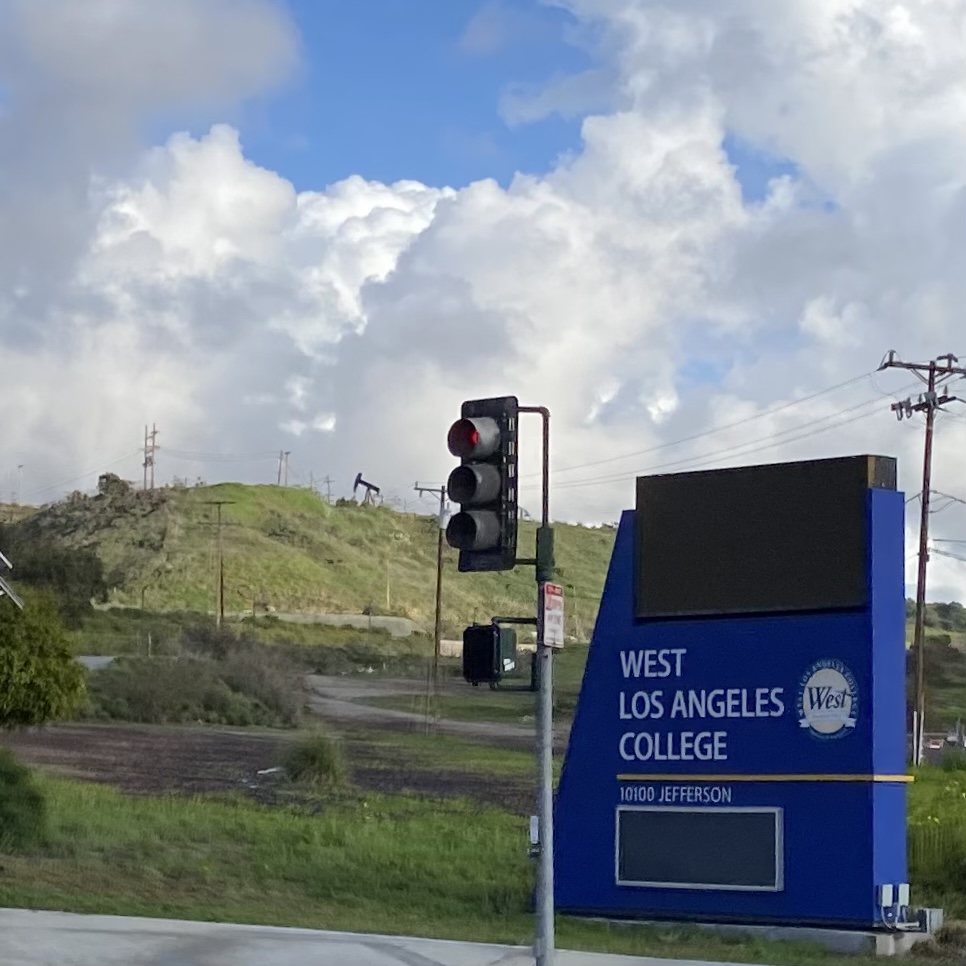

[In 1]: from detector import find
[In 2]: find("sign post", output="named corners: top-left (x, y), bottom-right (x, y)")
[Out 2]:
top-left (522, 405), bottom-right (555, 966)
top-left (447, 400), bottom-right (556, 965)
top-left (542, 583), bottom-right (565, 650)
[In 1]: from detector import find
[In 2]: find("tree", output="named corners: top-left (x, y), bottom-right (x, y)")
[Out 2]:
top-left (0, 526), bottom-right (108, 628)
top-left (0, 587), bottom-right (85, 728)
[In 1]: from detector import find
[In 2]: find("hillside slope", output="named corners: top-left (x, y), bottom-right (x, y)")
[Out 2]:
top-left (6, 481), bottom-right (963, 650)
top-left (8, 482), bottom-right (616, 638)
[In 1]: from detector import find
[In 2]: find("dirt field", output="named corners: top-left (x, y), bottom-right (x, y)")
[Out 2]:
top-left (0, 720), bottom-right (536, 814)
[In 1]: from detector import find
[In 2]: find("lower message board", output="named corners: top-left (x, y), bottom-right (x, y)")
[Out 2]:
top-left (554, 497), bottom-right (909, 928)
top-left (615, 804), bottom-right (783, 892)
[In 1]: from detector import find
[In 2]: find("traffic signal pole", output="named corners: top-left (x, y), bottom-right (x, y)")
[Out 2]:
top-left (520, 405), bottom-right (555, 966)
top-left (443, 396), bottom-right (555, 965)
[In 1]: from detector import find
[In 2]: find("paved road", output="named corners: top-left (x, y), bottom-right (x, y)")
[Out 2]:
top-left (0, 910), bottom-right (721, 966)
top-left (305, 675), bottom-right (572, 750)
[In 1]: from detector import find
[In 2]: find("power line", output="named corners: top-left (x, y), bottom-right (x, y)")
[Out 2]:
top-left (22, 450), bottom-right (143, 500)
top-left (932, 490), bottom-right (966, 508)
top-left (541, 392), bottom-right (904, 493)
top-left (522, 371), bottom-right (874, 479)
top-left (165, 448), bottom-right (279, 463)
top-left (931, 547), bottom-right (966, 564)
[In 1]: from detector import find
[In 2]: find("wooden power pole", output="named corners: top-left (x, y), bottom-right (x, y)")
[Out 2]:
top-left (143, 424), bottom-right (159, 491)
top-left (879, 351), bottom-right (965, 765)
top-left (415, 482), bottom-right (448, 726)
top-left (203, 500), bottom-right (235, 629)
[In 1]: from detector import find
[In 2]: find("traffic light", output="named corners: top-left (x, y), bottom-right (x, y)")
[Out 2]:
top-left (445, 395), bottom-right (519, 572)
top-left (462, 623), bottom-right (517, 685)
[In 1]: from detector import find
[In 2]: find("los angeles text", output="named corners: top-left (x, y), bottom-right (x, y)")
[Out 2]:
top-left (618, 648), bottom-right (786, 762)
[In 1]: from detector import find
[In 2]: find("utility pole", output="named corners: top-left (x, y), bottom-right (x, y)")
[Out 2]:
top-left (879, 351), bottom-right (965, 766)
top-left (143, 424), bottom-right (159, 491)
top-left (275, 450), bottom-right (291, 486)
top-left (415, 482), bottom-right (447, 723)
top-left (203, 500), bottom-right (235, 629)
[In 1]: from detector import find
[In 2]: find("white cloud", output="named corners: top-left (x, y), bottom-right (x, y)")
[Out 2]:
top-left (0, 0), bottom-right (963, 601)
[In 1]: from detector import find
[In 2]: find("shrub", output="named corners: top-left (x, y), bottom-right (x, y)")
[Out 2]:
top-left (283, 732), bottom-right (348, 788)
top-left (83, 656), bottom-right (293, 728)
top-left (0, 587), bottom-right (86, 727)
top-left (940, 747), bottom-right (966, 772)
top-left (219, 644), bottom-right (303, 727)
top-left (0, 750), bottom-right (46, 852)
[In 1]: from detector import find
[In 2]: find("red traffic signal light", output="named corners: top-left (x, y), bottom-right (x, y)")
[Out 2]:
top-left (448, 417), bottom-right (500, 460)
top-left (445, 397), bottom-right (518, 572)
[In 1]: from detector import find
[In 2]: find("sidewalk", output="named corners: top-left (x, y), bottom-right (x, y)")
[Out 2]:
top-left (0, 909), bottom-right (751, 966)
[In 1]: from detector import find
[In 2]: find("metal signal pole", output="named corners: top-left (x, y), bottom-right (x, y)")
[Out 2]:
top-left (879, 351), bottom-right (966, 765)
top-left (520, 405), bottom-right (555, 966)
top-left (442, 396), bottom-right (556, 964)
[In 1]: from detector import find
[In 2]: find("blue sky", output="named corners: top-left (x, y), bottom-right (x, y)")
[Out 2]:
top-left (143, 0), bottom-right (800, 201)
top-left (239, 0), bottom-right (593, 191)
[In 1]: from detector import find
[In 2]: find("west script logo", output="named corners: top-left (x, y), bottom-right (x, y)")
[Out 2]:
top-left (796, 659), bottom-right (858, 740)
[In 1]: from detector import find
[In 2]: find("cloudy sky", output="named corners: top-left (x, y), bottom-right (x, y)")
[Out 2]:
top-left (0, 0), bottom-right (963, 600)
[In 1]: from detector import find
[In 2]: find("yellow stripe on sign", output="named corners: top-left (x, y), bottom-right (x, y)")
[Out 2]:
top-left (616, 774), bottom-right (915, 783)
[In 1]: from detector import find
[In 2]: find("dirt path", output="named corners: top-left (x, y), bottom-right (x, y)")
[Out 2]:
top-left (304, 674), bottom-right (572, 751)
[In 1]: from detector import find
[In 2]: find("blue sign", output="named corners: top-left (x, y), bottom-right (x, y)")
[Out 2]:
top-left (554, 458), bottom-right (910, 928)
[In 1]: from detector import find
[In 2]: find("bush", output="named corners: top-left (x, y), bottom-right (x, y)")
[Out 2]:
top-left (940, 747), bottom-right (966, 772)
top-left (219, 644), bottom-right (303, 727)
top-left (0, 587), bottom-right (86, 727)
top-left (83, 655), bottom-right (296, 728)
top-left (0, 750), bottom-right (46, 852)
top-left (283, 732), bottom-right (348, 789)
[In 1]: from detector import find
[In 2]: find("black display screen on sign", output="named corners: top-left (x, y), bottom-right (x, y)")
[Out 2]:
top-left (616, 807), bottom-right (783, 891)
top-left (634, 455), bottom-right (897, 619)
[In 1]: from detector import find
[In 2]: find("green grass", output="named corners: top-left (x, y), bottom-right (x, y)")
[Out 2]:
top-left (0, 776), bottom-right (887, 965)
top-left (69, 607), bottom-right (436, 664)
top-left (343, 727), bottom-right (550, 779)
top-left (908, 763), bottom-right (966, 918)
top-left (370, 692), bottom-right (541, 725)
top-left (14, 482), bottom-right (615, 637)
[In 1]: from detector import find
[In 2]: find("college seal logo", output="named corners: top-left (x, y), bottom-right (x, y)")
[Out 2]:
top-left (796, 659), bottom-right (858, 740)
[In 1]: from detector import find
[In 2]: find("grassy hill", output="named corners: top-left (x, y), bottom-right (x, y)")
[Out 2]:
top-left (2, 482), bottom-right (615, 639)
top-left (4, 478), bottom-right (966, 729)
top-left (3, 478), bottom-right (963, 651)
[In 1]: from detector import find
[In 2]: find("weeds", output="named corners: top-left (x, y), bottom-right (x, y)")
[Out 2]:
top-left (283, 732), bottom-right (348, 788)
top-left (83, 646), bottom-right (302, 728)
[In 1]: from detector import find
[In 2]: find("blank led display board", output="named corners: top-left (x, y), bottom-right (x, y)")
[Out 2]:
top-left (616, 807), bottom-right (784, 892)
top-left (634, 455), bottom-right (896, 619)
